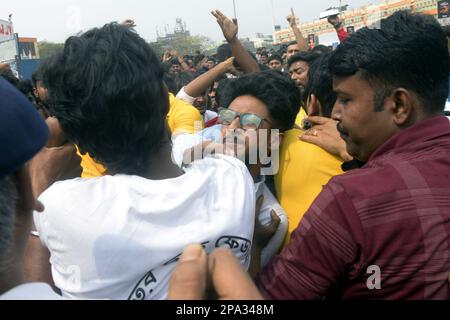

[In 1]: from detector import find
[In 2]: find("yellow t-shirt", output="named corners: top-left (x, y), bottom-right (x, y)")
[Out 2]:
top-left (78, 93), bottom-right (203, 178)
top-left (275, 127), bottom-right (344, 247)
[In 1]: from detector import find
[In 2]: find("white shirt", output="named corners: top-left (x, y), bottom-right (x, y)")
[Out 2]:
top-left (35, 154), bottom-right (255, 300)
top-left (172, 133), bottom-right (288, 267)
top-left (0, 283), bottom-right (63, 300)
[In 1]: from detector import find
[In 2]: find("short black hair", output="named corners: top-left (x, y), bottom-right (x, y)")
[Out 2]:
top-left (45, 23), bottom-right (169, 175)
top-left (220, 70), bottom-right (301, 132)
top-left (304, 53), bottom-right (336, 117)
top-left (310, 44), bottom-right (332, 55)
top-left (267, 55), bottom-right (283, 64)
top-left (329, 11), bottom-right (449, 114)
top-left (287, 51), bottom-right (320, 69)
top-left (169, 58), bottom-right (181, 66)
top-left (287, 41), bottom-right (298, 48)
top-left (216, 44), bottom-right (232, 63)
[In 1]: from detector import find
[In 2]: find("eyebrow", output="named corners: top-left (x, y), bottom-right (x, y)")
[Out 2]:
top-left (334, 89), bottom-right (351, 96)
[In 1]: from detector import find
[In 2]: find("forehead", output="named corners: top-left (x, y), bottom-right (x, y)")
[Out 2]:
top-left (287, 44), bottom-right (300, 52)
top-left (333, 73), bottom-right (374, 96)
top-left (269, 59), bottom-right (281, 64)
top-left (228, 95), bottom-right (270, 119)
top-left (289, 60), bottom-right (308, 72)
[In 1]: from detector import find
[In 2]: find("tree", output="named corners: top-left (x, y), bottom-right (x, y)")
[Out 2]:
top-left (38, 41), bottom-right (64, 59)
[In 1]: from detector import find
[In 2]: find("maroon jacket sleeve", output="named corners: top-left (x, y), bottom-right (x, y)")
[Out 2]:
top-left (336, 27), bottom-right (349, 43)
top-left (256, 180), bottom-right (364, 300)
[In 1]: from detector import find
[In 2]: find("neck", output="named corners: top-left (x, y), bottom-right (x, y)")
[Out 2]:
top-left (247, 164), bottom-right (262, 182)
top-left (0, 260), bottom-right (25, 295)
top-left (141, 142), bottom-right (185, 180)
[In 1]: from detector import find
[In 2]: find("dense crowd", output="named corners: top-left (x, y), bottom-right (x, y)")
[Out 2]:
top-left (0, 8), bottom-right (449, 300)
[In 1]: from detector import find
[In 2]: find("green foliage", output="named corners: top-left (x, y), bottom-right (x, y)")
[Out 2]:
top-left (37, 41), bottom-right (64, 59)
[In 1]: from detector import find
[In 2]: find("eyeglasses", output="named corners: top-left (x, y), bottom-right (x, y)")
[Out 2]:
top-left (218, 108), bottom-right (272, 130)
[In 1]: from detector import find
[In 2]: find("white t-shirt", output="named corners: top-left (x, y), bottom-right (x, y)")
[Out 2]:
top-left (35, 154), bottom-right (255, 300)
top-left (0, 283), bottom-right (63, 300)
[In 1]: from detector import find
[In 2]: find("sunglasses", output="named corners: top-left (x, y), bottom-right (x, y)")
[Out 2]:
top-left (218, 108), bottom-right (272, 130)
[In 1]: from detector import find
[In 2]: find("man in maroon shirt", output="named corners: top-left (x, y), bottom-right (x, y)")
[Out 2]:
top-left (256, 10), bottom-right (450, 300)
top-left (169, 10), bottom-right (450, 300)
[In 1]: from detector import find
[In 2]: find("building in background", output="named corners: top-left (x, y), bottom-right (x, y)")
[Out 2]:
top-left (274, 0), bottom-right (440, 46)
top-left (250, 33), bottom-right (274, 49)
top-left (19, 37), bottom-right (40, 59)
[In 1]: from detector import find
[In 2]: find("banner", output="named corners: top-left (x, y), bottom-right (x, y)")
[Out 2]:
top-left (0, 38), bottom-right (17, 63)
top-left (438, 0), bottom-right (450, 19)
top-left (0, 19), bottom-right (14, 42)
top-left (307, 34), bottom-right (318, 49)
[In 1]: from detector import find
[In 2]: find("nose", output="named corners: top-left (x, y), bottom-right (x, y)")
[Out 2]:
top-left (226, 117), bottom-right (241, 131)
top-left (331, 101), bottom-right (342, 121)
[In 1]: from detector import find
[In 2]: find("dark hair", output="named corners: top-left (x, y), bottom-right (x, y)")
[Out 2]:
top-left (0, 69), bottom-right (19, 88)
top-left (287, 41), bottom-right (298, 48)
top-left (304, 53), bottom-right (336, 117)
top-left (287, 51), bottom-right (320, 69)
top-left (267, 55), bottom-right (283, 64)
top-left (0, 175), bottom-right (17, 273)
top-left (216, 44), bottom-right (232, 63)
top-left (442, 25), bottom-right (450, 38)
top-left (329, 11), bottom-right (449, 114)
top-left (220, 70), bottom-right (301, 132)
top-left (193, 54), bottom-right (205, 66)
top-left (44, 23), bottom-right (169, 175)
top-left (310, 44), bottom-right (332, 55)
top-left (169, 58), bottom-right (181, 66)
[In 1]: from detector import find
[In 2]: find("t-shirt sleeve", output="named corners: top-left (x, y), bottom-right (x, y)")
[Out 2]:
top-left (176, 87), bottom-right (196, 105)
top-left (256, 180), bottom-right (363, 299)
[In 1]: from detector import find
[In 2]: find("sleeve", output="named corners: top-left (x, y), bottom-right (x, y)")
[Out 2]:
top-left (336, 28), bottom-right (349, 43)
top-left (256, 180), bottom-right (364, 300)
top-left (259, 184), bottom-right (289, 267)
top-left (176, 87), bottom-right (196, 105)
top-left (171, 133), bottom-right (204, 168)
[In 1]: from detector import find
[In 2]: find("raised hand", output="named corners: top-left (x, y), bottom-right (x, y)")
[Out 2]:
top-left (211, 10), bottom-right (238, 43)
top-left (287, 8), bottom-right (297, 27)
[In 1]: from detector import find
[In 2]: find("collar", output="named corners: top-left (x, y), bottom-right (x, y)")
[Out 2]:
top-left (368, 115), bottom-right (450, 164)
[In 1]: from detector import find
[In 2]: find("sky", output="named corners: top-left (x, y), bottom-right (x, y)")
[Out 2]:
top-left (1, 0), bottom-right (376, 43)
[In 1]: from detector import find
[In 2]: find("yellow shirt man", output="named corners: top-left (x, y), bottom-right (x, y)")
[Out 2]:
top-left (78, 93), bottom-right (203, 178)
top-left (275, 109), bottom-right (344, 246)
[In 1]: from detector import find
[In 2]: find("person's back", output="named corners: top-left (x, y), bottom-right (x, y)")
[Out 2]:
top-left (36, 23), bottom-right (256, 300)
top-left (275, 128), bottom-right (343, 245)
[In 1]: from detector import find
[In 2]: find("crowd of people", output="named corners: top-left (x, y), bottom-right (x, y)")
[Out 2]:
top-left (0, 7), bottom-right (449, 300)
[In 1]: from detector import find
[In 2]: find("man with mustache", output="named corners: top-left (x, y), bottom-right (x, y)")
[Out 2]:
top-left (170, 10), bottom-right (450, 300)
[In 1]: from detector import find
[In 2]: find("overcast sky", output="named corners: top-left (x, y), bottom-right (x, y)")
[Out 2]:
top-left (1, 0), bottom-right (376, 43)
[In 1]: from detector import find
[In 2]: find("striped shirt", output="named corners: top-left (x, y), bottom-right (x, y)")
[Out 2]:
top-left (257, 115), bottom-right (450, 300)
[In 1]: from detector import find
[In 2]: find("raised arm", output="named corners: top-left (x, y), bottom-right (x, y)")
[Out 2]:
top-left (287, 9), bottom-right (309, 52)
top-left (211, 10), bottom-right (260, 74)
top-left (327, 15), bottom-right (349, 43)
top-left (184, 57), bottom-right (235, 98)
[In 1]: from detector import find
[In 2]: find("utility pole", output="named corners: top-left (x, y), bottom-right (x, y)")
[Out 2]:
top-left (233, 0), bottom-right (237, 20)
